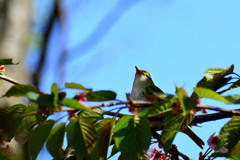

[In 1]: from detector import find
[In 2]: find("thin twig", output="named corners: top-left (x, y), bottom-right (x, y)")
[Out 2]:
top-left (0, 74), bottom-right (20, 85)
top-left (196, 104), bottom-right (240, 115)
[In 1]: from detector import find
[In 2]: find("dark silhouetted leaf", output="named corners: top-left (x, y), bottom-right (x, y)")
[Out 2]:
top-left (114, 115), bottom-right (151, 159)
top-left (86, 90), bottom-right (116, 101)
top-left (28, 120), bottom-right (56, 160)
top-left (46, 123), bottom-right (65, 159)
top-left (4, 85), bottom-right (38, 97)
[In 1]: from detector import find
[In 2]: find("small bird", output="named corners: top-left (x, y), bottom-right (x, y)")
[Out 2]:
top-left (131, 66), bottom-right (163, 113)
top-left (131, 66), bottom-right (204, 149)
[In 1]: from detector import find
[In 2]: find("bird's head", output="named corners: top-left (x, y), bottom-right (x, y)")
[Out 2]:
top-left (134, 66), bottom-right (153, 85)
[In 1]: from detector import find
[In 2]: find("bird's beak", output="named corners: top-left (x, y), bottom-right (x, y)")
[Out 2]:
top-left (135, 66), bottom-right (142, 75)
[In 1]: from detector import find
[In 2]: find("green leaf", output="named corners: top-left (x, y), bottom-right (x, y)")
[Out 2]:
top-left (46, 123), bottom-right (65, 159)
top-left (61, 98), bottom-right (90, 111)
top-left (65, 82), bottom-right (90, 90)
top-left (51, 83), bottom-right (58, 108)
top-left (28, 120), bottom-right (56, 160)
top-left (91, 118), bottom-right (115, 160)
top-left (114, 115), bottom-right (151, 159)
top-left (138, 101), bottom-right (172, 117)
top-left (107, 144), bottom-right (119, 159)
top-left (98, 119), bottom-right (115, 159)
top-left (0, 104), bottom-right (27, 140)
top-left (27, 92), bottom-right (56, 109)
top-left (176, 87), bottom-right (197, 114)
top-left (229, 142), bottom-right (240, 157)
top-left (194, 87), bottom-right (232, 103)
top-left (210, 152), bottom-right (228, 158)
top-left (79, 108), bottom-right (103, 123)
top-left (216, 116), bottom-right (240, 151)
top-left (66, 117), bottom-right (97, 159)
top-left (219, 79), bottom-right (240, 94)
top-left (86, 90), bottom-right (117, 101)
top-left (197, 65), bottom-right (234, 91)
top-left (0, 59), bottom-right (17, 65)
top-left (4, 84), bottom-right (38, 97)
top-left (160, 112), bottom-right (186, 153)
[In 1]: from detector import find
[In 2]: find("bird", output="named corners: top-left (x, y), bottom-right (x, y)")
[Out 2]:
top-left (131, 66), bottom-right (204, 149)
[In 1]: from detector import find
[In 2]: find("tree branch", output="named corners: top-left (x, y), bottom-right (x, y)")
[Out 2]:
top-left (0, 74), bottom-right (20, 85)
top-left (196, 104), bottom-right (240, 115)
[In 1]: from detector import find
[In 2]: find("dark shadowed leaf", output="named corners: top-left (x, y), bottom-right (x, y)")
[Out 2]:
top-left (61, 98), bottom-right (90, 111)
top-left (79, 108), bottom-right (103, 123)
top-left (0, 104), bottom-right (27, 140)
top-left (65, 82), bottom-right (90, 90)
top-left (160, 112), bottom-right (185, 153)
top-left (98, 119), bottom-right (115, 159)
top-left (4, 84), bottom-right (38, 97)
top-left (28, 120), bottom-right (56, 160)
top-left (107, 144), bottom-right (119, 159)
top-left (86, 90), bottom-right (116, 101)
top-left (46, 123), bottom-right (65, 159)
top-left (114, 115), bottom-right (151, 159)
top-left (138, 101), bottom-right (172, 117)
top-left (229, 142), bottom-right (240, 158)
top-left (66, 117), bottom-right (97, 159)
top-left (27, 92), bottom-right (56, 109)
top-left (0, 59), bottom-right (17, 65)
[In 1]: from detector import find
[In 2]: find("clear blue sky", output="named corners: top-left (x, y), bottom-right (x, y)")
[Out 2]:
top-left (30, 0), bottom-right (240, 159)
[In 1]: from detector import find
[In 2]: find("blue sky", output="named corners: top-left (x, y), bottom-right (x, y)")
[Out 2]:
top-left (30, 0), bottom-right (240, 159)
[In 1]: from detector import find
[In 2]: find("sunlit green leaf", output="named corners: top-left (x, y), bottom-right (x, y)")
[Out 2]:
top-left (51, 83), bottom-right (58, 108)
top-left (61, 98), bottom-right (90, 111)
top-left (65, 82), bottom-right (90, 90)
top-left (194, 87), bottom-right (232, 103)
top-left (86, 90), bottom-right (116, 101)
top-left (4, 84), bottom-right (38, 97)
top-left (28, 120), bottom-right (56, 160)
top-left (216, 116), bottom-right (240, 151)
top-left (46, 123), bottom-right (65, 159)
top-left (114, 115), bottom-right (151, 159)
